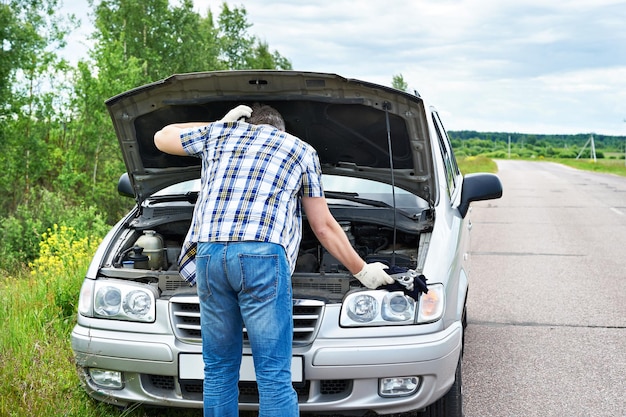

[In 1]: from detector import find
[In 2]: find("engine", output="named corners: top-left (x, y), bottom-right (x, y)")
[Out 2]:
top-left (296, 221), bottom-right (419, 274)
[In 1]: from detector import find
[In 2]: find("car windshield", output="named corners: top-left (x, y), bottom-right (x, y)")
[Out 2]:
top-left (152, 175), bottom-right (427, 209)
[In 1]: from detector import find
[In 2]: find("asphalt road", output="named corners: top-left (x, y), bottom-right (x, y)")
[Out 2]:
top-left (462, 160), bottom-right (626, 417)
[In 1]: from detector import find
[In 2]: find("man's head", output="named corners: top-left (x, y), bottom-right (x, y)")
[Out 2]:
top-left (246, 103), bottom-right (286, 131)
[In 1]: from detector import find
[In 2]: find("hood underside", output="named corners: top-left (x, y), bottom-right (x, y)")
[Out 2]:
top-left (106, 71), bottom-right (435, 203)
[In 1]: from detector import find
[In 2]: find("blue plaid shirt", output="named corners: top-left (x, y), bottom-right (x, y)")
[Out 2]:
top-left (179, 121), bottom-right (323, 277)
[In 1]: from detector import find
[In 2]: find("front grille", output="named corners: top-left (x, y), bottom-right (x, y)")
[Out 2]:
top-left (143, 375), bottom-right (352, 403)
top-left (292, 276), bottom-right (348, 294)
top-left (144, 374), bottom-right (175, 391)
top-left (178, 379), bottom-right (350, 402)
top-left (320, 379), bottom-right (351, 395)
top-left (170, 296), bottom-right (324, 345)
top-left (170, 296), bottom-right (202, 341)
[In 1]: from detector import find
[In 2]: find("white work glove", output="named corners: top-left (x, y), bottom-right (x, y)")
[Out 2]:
top-left (220, 105), bottom-right (252, 122)
top-left (353, 262), bottom-right (394, 289)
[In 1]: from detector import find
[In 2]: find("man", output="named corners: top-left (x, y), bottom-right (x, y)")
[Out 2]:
top-left (154, 103), bottom-right (393, 417)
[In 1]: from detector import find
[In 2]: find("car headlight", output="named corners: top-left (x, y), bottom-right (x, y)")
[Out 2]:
top-left (417, 284), bottom-right (445, 324)
top-left (340, 291), bottom-right (415, 327)
top-left (78, 278), bottom-right (156, 323)
top-left (340, 284), bottom-right (445, 327)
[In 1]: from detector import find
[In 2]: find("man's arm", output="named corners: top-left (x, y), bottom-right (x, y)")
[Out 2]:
top-left (154, 123), bottom-right (208, 156)
top-left (302, 196), bottom-right (393, 289)
top-left (154, 105), bottom-right (253, 156)
top-left (301, 196), bottom-right (365, 274)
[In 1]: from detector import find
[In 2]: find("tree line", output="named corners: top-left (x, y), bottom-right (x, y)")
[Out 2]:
top-left (0, 0), bottom-right (291, 270)
top-left (449, 130), bottom-right (626, 159)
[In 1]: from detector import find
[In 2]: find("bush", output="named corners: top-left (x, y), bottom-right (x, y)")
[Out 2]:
top-left (0, 214), bottom-right (42, 270)
top-left (555, 149), bottom-right (578, 158)
top-left (0, 187), bottom-right (109, 271)
top-left (29, 224), bottom-right (103, 318)
top-left (483, 150), bottom-right (508, 159)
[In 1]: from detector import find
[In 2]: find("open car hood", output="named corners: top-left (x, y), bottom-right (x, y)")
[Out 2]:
top-left (106, 71), bottom-right (436, 204)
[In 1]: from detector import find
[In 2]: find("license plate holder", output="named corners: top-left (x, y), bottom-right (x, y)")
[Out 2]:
top-left (179, 354), bottom-right (303, 382)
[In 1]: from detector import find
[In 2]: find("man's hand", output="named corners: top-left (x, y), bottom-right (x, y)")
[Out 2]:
top-left (220, 105), bottom-right (253, 122)
top-left (353, 262), bottom-right (394, 289)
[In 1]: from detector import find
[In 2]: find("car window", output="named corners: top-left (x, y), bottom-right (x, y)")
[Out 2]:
top-left (322, 175), bottom-right (427, 209)
top-left (153, 179), bottom-right (201, 196)
top-left (153, 176), bottom-right (427, 209)
top-left (432, 111), bottom-right (461, 199)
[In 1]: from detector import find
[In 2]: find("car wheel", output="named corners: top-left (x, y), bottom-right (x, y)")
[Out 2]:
top-left (416, 357), bottom-right (464, 417)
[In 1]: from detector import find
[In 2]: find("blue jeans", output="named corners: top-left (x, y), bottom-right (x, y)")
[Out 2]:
top-left (196, 241), bottom-right (298, 417)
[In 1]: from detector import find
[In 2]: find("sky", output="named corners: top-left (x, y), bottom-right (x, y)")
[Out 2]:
top-left (63, 0), bottom-right (626, 136)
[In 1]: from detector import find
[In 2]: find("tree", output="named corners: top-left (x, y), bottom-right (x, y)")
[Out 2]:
top-left (0, 0), bottom-right (296, 270)
top-left (0, 0), bottom-right (81, 269)
top-left (392, 73), bottom-right (408, 92)
top-left (65, 0), bottom-right (292, 222)
top-left (1, 0), bottom-right (296, 269)
top-left (217, 3), bottom-right (290, 70)
top-left (249, 40), bottom-right (292, 70)
top-left (0, 0), bottom-right (75, 213)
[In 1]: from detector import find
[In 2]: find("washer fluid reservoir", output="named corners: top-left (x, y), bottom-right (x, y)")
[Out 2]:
top-left (135, 230), bottom-right (165, 270)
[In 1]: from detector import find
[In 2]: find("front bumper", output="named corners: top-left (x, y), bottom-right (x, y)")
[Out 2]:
top-left (71, 314), bottom-right (461, 415)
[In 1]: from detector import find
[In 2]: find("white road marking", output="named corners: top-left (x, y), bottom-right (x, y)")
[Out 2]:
top-left (610, 207), bottom-right (624, 216)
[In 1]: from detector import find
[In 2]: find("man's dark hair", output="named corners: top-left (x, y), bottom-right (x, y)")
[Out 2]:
top-left (247, 103), bottom-right (285, 131)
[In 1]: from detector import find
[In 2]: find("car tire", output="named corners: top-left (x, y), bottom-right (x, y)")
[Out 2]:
top-left (416, 357), bottom-right (464, 417)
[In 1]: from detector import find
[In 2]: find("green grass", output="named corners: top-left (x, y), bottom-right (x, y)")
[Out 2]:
top-left (0, 227), bottom-right (203, 417)
top-left (0, 267), bottom-right (103, 417)
top-left (550, 157), bottom-right (626, 177)
top-left (0, 269), bottom-right (206, 417)
top-left (457, 155), bottom-right (499, 174)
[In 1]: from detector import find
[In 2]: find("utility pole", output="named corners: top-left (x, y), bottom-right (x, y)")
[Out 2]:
top-left (591, 135), bottom-right (596, 162)
top-left (576, 135), bottom-right (596, 162)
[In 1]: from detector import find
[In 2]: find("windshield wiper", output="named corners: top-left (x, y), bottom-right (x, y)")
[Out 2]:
top-left (324, 191), bottom-right (392, 208)
top-left (324, 191), bottom-right (429, 223)
top-left (148, 191), bottom-right (198, 204)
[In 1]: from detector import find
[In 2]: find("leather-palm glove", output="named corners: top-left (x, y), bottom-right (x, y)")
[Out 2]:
top-left (353, 262), bottom-right (394, 289)
top-left (220, 105), bottom-right (252, 122)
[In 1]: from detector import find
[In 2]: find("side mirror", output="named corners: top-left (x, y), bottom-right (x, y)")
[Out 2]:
top-left (458, 173), bottom-right (503, 218)
top-left (117, 172), bottom-right (134, 198)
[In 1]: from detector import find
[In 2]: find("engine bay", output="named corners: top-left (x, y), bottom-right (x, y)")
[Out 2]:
top-left (296, 220), bottom-right (419, 274)
top-left (104, 200), bottom-right (431, 302)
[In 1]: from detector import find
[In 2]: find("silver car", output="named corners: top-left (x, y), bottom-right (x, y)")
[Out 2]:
top-left (71, 70), bottom-right (502, 416)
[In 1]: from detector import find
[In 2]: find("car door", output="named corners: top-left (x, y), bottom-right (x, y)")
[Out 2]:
top-left (431, 110), bottom-right (469, 326)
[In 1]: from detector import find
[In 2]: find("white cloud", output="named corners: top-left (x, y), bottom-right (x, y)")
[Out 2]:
top-left (238, 0), bottom-right (626, 134)
top-left (63, 0), bottom-right (626, 135)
